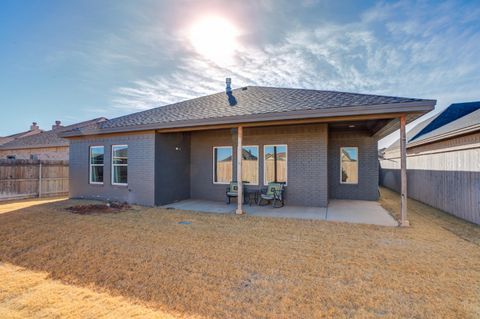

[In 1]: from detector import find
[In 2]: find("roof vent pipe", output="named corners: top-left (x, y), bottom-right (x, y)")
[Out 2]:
top-left (226, 78), bottom-right (232, 93)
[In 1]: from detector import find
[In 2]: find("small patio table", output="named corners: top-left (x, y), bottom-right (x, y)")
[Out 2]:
top-left (245, 189), bottom-right (259, 206)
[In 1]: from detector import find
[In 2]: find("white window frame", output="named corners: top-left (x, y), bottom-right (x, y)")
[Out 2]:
top-left (89, 146), bottom-right (104, 185)
top-left (340, 147), bottom-right (359, 185)
top-left (111, 144), bottom-right (128, 186)
top-left (212, 146), bottom-right (232, 185)
top-left (263, 144), bottom-right (288, 186)
top-left (242, 145), bottom-right (259, 186)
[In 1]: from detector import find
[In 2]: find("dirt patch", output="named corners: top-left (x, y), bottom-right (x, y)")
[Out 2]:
top-left (66, 202), bottom-right (131, 215)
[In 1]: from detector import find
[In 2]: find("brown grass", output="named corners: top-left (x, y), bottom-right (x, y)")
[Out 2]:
top-left (0, 188), bottom-right (479, 318)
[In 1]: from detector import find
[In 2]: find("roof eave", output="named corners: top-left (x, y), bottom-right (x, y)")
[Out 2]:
top-left (60, 100), bottom-right (436, 138)
top-left (407, 123), bottom-right (480, 148)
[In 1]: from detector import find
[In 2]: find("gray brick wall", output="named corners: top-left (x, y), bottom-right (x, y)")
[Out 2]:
top-left (328, 130), bottom-right (379, 200)
top-left (155, 132), bottom-right (191, 205)
top-left (69, 133), bottom-right (155, 206)
top-left (190, 124), bottom-right (329, 206)
top-left (69, 125), bottom-right (380, 208)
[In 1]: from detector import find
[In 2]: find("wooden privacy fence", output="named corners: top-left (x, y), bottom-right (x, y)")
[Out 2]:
top-left (0, 159), bottom-right (69, 201)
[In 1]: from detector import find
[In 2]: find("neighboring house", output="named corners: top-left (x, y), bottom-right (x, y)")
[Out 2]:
top-left (0, 118), bottom-right (107, 160)
top-left (380, 101), bottom-right (480, 224)
top-left (0, 122), bottom-right (43, 148)
top-left (60, 80), bottom-right (435, 216)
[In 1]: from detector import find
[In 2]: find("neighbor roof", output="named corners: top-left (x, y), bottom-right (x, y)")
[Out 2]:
top-left (61, 86), bottom-right (435, 137)
top-left (386, 101), bottom-right (480, 149)
top-left (0, 127), bottom-right (43, 146)
top-left (385, 115), bottom-right (438, 151)
top-left (0, 137), bottom-right (13, 146)
top-left (0, 118), bottom-right (107, 150)
top-left (408, 104), bottom-right (480, 147)
top-left (410, 101), bottom-right (480, 141)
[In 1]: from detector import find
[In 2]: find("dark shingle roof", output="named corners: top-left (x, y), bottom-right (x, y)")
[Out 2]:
top-left (410, 101), bottom-right (480, 141)
top-left (0, 118), bottom-right (107, 150)
top-left (409, 106), bottom-right (480, 145)
top-left (387, 101), bottom-right (480, 149)
top-left (101, 86), bottom-right (430, 130)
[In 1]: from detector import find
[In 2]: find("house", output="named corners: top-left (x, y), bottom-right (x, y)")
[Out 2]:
top-left (0, 122), bottom-right (43, 148)
top-left (380, 101), bottom-right (480, 224)
top-left (0, 118), bottom-right (107, 160)
top-left (61, 80), bottom-right (435, 224)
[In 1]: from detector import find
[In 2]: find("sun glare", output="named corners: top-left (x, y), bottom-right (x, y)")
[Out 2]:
top-left (189, 16), bottom-right (240, 65)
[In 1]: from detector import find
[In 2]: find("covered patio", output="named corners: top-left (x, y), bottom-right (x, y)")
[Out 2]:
top-left (162, 199), bottom-right (398, 226)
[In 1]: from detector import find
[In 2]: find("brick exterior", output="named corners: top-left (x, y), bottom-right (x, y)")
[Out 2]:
top-left (0, 146), bottom-right (69, 160)
top-left (328, 130), bottom-right (379, 201)
top-left (69, 132), bottom-right (155, 206)
top-left (190, 124), bottom-right (329, 206)
top-left (68, 124), bottom-right (380, 207)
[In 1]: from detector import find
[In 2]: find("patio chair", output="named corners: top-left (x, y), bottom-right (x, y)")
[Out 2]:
top-left (258, 182), bottom-right (285, 208)
top-left (226, 181), bottom-right (248, 204)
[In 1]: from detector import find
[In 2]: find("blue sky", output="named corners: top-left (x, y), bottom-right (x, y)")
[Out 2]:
top-left (1, 0), bottom-right (479, 147)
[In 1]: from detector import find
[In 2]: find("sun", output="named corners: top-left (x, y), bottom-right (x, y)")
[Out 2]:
top-left (189, 16), bottom-right (240, 65)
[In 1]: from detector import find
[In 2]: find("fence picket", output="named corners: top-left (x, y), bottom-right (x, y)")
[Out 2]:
top-left (0, 159), bottom-right (68, 201)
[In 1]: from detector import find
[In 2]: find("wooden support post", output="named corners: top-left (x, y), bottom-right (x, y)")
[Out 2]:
top-left (399, 115), bottom-right (409, 226)
top-left (236, 126), bottom-right (244, 215)
top-left (38, 162), bottom-right (42, 198)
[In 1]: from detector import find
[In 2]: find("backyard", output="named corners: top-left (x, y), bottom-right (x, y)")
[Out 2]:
top-left (0, 187), bottom-right (479, 318)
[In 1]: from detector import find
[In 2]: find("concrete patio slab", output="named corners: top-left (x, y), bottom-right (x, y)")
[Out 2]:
top-left (327, 200), bottom-right (398, 226)
top-left (245, 204), bottom-right (327, 220)
top-left (162, 199), bottom-right (397, 226)
top-left (164, 199), bottom-right (232, 214)
top-left (163, 199), bottom-right (327, 220)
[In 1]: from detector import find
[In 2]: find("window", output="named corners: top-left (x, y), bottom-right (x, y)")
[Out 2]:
top-left (89, 146), bottom-right (104, 184)
top-left (264, 145), bottom-right (287, 185)
top-left (112, 145), bottom-right (128, 185)
top-left (340, 147), bottom-right (358, 184)
top-left (213, 146), bottom-right (232, 184)
top-left (6, 155), bottom-right (16, 160)
top-left (242, 146), bottom-right (259, 185)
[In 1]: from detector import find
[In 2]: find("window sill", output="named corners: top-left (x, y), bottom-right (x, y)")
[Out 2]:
top-left (112, 183), bottom-right (128, 187)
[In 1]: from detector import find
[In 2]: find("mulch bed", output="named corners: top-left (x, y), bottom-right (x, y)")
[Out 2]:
top-left (66, 202), bottom-right (131, 215)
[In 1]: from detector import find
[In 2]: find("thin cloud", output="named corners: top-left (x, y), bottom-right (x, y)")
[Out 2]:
top-left (112, 0), bottom-right (480, 144)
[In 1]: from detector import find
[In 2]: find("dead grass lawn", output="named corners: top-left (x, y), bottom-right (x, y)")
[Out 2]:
top-left (0, 188), bottom-right (479, 318)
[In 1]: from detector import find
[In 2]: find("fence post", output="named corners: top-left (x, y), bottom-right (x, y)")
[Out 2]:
top-left (38, 162), bottom-right (42, 198)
